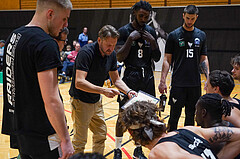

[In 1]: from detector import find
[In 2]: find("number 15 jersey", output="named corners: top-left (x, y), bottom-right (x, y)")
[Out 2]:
top-left (165, 26), bottom-right (207, 87)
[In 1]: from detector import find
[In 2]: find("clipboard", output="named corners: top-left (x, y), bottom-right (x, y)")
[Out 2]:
top-left (121, 90), bottom-right (160, 109)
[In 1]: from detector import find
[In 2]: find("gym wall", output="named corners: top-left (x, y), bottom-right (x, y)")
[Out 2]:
top-left (0, 5), bottom-right (239, 72)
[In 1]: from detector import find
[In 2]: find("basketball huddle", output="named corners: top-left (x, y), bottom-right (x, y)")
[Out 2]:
top-left (2, 0), bottom-right (240, 159)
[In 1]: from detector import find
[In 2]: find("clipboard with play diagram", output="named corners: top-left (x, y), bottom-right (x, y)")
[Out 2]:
top-left (121, 90), bottom-right (160, 109)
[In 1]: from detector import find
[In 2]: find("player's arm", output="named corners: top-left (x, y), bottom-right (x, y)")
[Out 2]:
top-left (194, 126), bottom-right (240, 159)
top-left (38, 68), bottom-right (74, 158)
top-left (116, 30), bottom-right (141, 62)
top-left (75, 69), bottom-right (120, 98)
top-left (151, 11), bottom-right (168, 40)
top-left (158, 53), bottom-right (172, 94)
top-left (223, 107), bottom-right (240, 128)
top-left (199, 55), bottom-right (209, 79)
top-left (149, 142), bottom-right (203, 159)
top-left (109, 70), bottom-right (137, 98)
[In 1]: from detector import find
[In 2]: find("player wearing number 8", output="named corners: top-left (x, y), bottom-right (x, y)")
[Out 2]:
top-left (158, 5), bottom-right (209, 132)
top-left (114, 1), bottom-right (161, 158)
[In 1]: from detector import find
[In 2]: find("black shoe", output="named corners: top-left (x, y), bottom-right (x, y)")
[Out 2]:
top-left (59, 73), bottom-right (66, 78)
top-left (59, 77), bottom-right (65, 84)
top-left (114, 148), bottom-right (122, 159)
top-left (133, 147), bottom-right (147, 159)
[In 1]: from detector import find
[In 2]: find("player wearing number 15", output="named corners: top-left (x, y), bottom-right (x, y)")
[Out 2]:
top-left (158, 5), bottom-right (209, 131)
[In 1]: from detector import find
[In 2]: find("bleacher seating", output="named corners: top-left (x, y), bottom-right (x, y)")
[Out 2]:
top-left (1, 0), bottom-right (240, 10)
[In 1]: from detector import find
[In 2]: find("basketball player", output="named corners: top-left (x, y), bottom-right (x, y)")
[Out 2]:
top-left (158, 5), bottom-right (209, 131)
top-left (121, 100), bottom-right (240, 159)
top-left (114, 1), bottom-right (161, 158)
top-left (2, 0), bottom-right (74, 158)
top-left (204, 70), bottom-right (240, 128)
top-left (231, 54), bottom-right (240, 81)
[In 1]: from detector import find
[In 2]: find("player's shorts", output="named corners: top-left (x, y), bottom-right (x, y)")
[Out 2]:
top-left (168, 86), bottom-right (201, 107)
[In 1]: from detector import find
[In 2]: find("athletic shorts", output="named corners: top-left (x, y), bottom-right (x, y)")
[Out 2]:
top-left (168, 86), bottom-right (201, 107)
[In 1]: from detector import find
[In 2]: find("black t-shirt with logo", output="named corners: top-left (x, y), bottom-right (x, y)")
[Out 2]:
top-left (2, 26), bottom-right (62, 155)
top-left (69, 42), bottom-right (117, 103)
top-left (165, 26), bottom-right (207, 87)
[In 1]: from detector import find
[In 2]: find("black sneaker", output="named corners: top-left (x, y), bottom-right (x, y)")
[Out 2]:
top-left (59, 73), bottom-right (66, 78)
top-left (133, 146), bottom-right (147, 159)
top-left (59, 77), bottom-right (65, 84)
top-left (114, 148), bottom-right (122, 159)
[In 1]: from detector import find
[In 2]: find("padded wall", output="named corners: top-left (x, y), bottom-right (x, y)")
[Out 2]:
top-left (0, 5), bottom-right (239, 72)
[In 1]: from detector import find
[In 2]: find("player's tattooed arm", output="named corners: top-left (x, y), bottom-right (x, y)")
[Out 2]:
top-left (200, 55), bottom-right (209, 79)
top-left (208, 127), bottom-right (233, 143)
top-left (200, 60), bottom-right (208, 78)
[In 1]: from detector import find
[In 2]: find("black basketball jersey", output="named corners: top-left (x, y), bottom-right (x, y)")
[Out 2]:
top-left (232, 98), bottom-right (240, 110)
top-left (157, 129), bottom-right (218, 159)
top-left (2, 26), bottom-right (62, 155)
top-left (165, 26), bottom-right (207, 87)
top-left (117, 23), bottom-right (159, 69)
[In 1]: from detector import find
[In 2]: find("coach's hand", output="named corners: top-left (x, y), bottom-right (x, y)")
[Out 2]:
top-left (103, 88), bottom-right (120, 98)
top-left (129, 30), bottom-right (141, 41)
top-left (59, 140), bottom-right (74, 159)
top-left (127, 90), bottom-right (137, 99)
top-left (158, 81), bottom-right (167, 94)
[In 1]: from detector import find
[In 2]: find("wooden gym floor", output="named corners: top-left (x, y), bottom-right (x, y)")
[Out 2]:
top-left (1, 72), bottom-right (240, 159)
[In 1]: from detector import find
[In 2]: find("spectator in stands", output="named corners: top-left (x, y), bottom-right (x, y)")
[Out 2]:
top-left (78, 27), bottom-right (88, 47)
top-left (54, 27), bottom-right (69, 62)
top-left (59, 42), bottom-right (80, 84)
top-left (231, 54), bottom-right (240, 81)
top-left (72, 40), bottom-right (77, 50)
top-left (88, 39), bottom-right (93, 44)
top-left (0, 40), bottom-right (5, 71)
top-left (120, 100), bottom-right (240, 159)
top-left (0, 40), bottom-right (5, 55)
top-left (65, 44), bottom-right (72, 55)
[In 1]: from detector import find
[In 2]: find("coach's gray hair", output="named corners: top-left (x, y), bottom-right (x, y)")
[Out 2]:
top-left (98, 25), bottom-right (120, 39)
top-left (37, 0), bottom-right (72, 10)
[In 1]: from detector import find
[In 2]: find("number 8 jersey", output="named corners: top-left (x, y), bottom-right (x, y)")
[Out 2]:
top-left (117, 23), bottom-right (159, 68)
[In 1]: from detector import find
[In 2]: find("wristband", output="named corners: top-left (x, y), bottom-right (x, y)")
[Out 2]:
top-left (126, 89), bottom-right (133, 95)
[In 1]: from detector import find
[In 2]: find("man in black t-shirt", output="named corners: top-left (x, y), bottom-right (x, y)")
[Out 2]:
top-left (114, 1), bottom-right (161, 158)
top-left (69, 25), bottom-right (136, 155)
top-left (1, 0), bottom-right (74, 158)
top-left (158, 5), bottom-right (209, 132)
